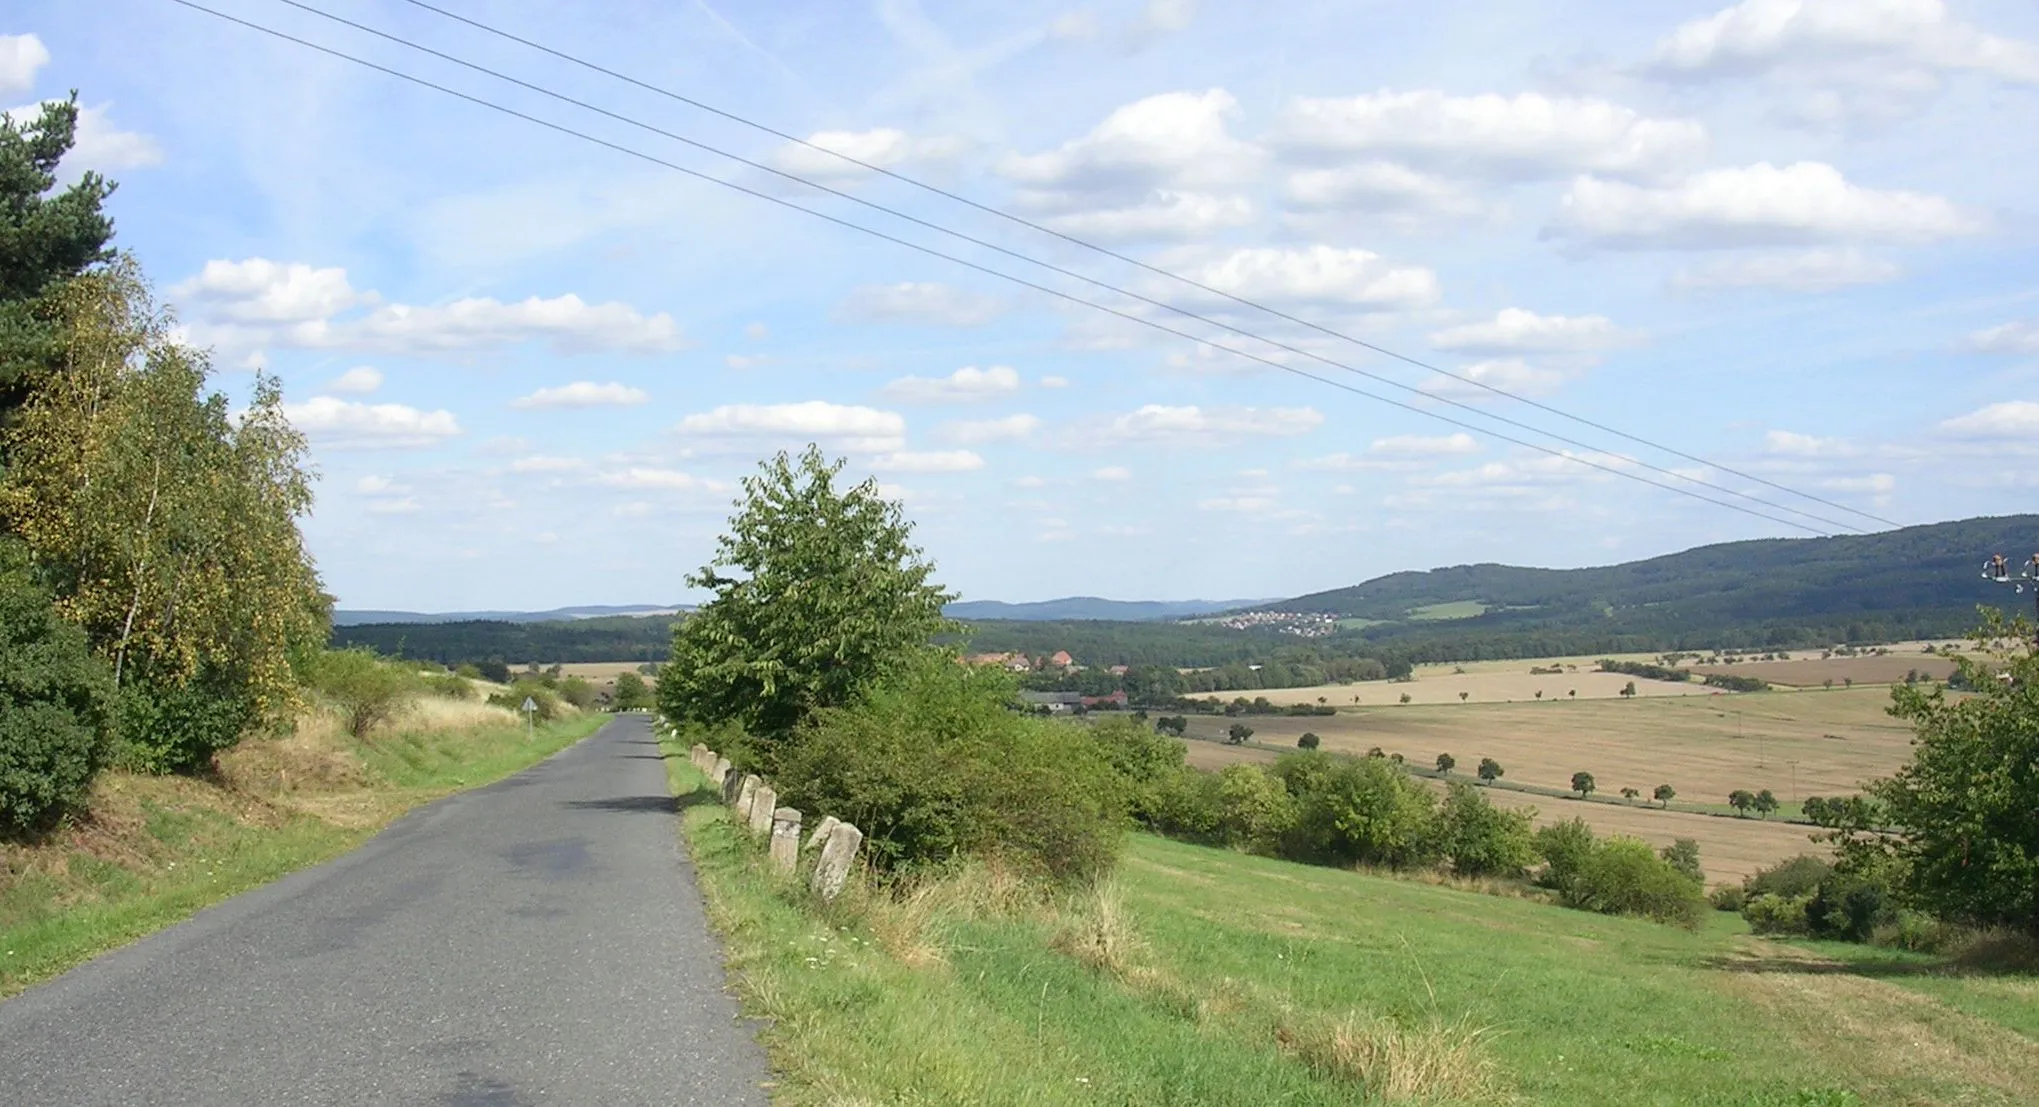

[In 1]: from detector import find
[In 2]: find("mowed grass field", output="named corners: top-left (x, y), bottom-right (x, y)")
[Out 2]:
top-left (1175, 686), bottom-right (1917, 883)
top-left (669, 751), bottom-right (2039, 1106)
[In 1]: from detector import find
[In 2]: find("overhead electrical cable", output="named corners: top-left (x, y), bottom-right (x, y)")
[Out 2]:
top-left (231, 0), bottom-right (1873, 535)
top-left (383, 0), bottom-right (1901, 533)
top-left (167, 0), bottom-right (1844, 536)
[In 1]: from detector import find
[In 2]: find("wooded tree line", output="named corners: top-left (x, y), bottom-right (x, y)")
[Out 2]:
top-left (1, 100), bottom-right (326, 837)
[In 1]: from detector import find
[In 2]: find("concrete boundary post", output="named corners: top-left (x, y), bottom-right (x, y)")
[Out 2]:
top-left (769, 808), bottom-right (802, 873)
top-left (812, 822), bottom-right (863, 901)
top-left (747, 785), bottom-right (777, 835)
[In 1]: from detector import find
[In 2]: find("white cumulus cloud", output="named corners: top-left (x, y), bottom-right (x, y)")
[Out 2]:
top-left (1100, 404), bottom-right (1323, 444)
top-left (1653, 0), bottom-right (2039, 85)
top-left (1369, 432), bottom-right (1481, 456)
top-left (676, 401), bottom-right (907, 452)
top-left (766, 128), bottom-right (968, 182)
top-left (0, 34), bottom-right (50, 97)
top-left (1672, 249), bottom-right (1901, 291)
top-left (282, 397), bottom-right (461, 450)
top-left (1272, 90), bottom-right (1708, 181)
top-left (594, 467), bottom-right (729, 491)
top-left (1967, 321), bottom-right (2039, 355)
top-left (1940, 401), bottom-right (2039, 438)
top-left (173, 258), bottom-right (373, 323)
top-left (881, 365), bottom-right (1021, 403)
top-left (1547, 162), bottom-right (1981, 249)
top-left (511, 381), bottom-right (651, 410)
top-left (867, 450), bottom-right (986, 473)
top-left (1167, 245), bottom-right (1440, 311)
top-left (1091, 465), bottom-right (1133, 481)
top-left (837, 282), bottom-right (1005, 327)
top-left (1419, 358), bottom-right (1573, 399)
top-left (509, 455), bottom-right (588, 473)
top-left (1429, 309), bottom-right (1633, 355)
top-left (323, 366), bottom-right (384, 395)
top-left (938, 414), bottom-right (1041, 444)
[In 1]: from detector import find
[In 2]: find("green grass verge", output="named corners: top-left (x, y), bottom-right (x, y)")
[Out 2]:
top-left (663, 736), bottom-right (2037, 1106)
top-left (1, 712), bottom-right (604, 998)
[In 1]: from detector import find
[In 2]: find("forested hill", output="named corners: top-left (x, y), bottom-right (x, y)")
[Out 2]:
top-left (943, 597), bottom-right (1268, 622)
top-left (1269, 514), bottom-right (2036, 650)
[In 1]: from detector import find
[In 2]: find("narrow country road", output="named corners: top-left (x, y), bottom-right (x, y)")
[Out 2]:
top-left (0, 715), bottom-right (770, 1106)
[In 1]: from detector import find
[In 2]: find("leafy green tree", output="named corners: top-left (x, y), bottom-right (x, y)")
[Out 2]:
top-left (1619, 786), bottom-right (1640, 803)
top-left (1, 96), bottom-right (118, 429)
top-left (312, 648), bottom-right (418, 739)
top-left (1296, 731), bottom-right (1319, 750)
top-left (1659, 838), bottom-right (1703, 884)
top-left (1275, 751), bottom-right (1438, 869)
top-left (1477, 757), bottom-right (1502, 783)
top-left (657, 446), bottom-right (952, 763)
top-left (1653, 783), bottom-right (1675, 808)
top-left (611, 670), bottom-right (652, 710)
top-left (1432, 782), bottom-right (1536, 878)
top-left (1225, 722), bottom-right (1253, 744)
top-left (1752, 789), bottom-right (1779, 818)
top-left (1841, 615), bottom-right (2039, 934)
top-left (0, 539), bottom-right (112, 837)
top-left (1571, 771), bottom-right (1595, 797)
top-left (1435, 752), bottom-right (1455, 774)
top-left (1533, 818), bottom-right (1597, 898)
top-left (0, 266), bottom-right (327, 771)
top-left (1620, 681), bottom-right (1637, 699)
top-left (1728, 789), bottom-right (1756, 817)
top-left (1213, 763), bottom-right (1294, 852)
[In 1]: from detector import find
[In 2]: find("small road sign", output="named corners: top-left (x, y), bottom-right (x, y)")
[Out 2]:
top-left (522, 696), bottom-right (537, 740)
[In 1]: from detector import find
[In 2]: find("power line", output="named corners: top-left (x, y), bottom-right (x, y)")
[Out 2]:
top-left (237, 0), bottom-right (1871, 535)
top-left (166, 0), bottom-right (1843, 536)
top-left (385, 0), bottom-right (1902, 533)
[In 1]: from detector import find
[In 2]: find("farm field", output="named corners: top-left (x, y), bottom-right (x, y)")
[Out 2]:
top-left (1173, 686), bottom-right (1918, 883)
top-left (553, 661), bottom-right (653, 683)
top-left (1693, 655), bottom-right (1956, 687)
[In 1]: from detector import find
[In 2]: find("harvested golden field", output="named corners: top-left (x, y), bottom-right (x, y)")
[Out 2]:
top-left (1693, 655), bottom-right (1956, 688)
top-left (1170, 686), bottom-right (1918, 883)
top-left (1246, 667), bottom-right (1708, 707)
top-left (554, 662), bottom-right (651, 683)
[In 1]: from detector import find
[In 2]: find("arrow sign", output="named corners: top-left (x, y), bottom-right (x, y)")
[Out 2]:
top-left (521, 696), bottom-right (537, 713)
top-left (521, 696), bottom-right (536, 741)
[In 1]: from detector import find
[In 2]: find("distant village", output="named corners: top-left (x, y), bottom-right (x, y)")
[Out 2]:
top-left (1191, 610), bottom-right (1339, 637)
top-left (963, 650), bottom-right (1130, 713)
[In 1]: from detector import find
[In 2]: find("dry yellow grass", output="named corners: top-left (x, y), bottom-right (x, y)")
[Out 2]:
top-left (1171, 686), bottom-right (1918, 882)
top-left (554, 662), bottom-right (651, 683)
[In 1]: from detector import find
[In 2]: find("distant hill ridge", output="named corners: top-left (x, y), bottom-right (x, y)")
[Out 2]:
top-left (942, 597), bottom-right (1274, 622)
top-left (1257, 514), bottom-right (2037, 644)
top-left (331, 604), bottom-right (688, 627)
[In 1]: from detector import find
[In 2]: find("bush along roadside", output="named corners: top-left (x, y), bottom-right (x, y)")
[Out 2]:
top-left (654, 730), bottom-right (1520, 1107)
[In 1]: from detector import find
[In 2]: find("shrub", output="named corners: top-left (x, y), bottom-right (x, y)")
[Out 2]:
top-left (453, 663), bottom-right (483, 680)
top-left (1146, 765), bottom-right (1224, 842)
top-left (612, 671), bottom-right (652, 710)
top-left (0, 543), bottom-right (113, 837)
top-left (488, 679), bottom-right (560, 721)
top-left (1742, 893), bottom-right (1812, 935)
top-left (113, 673), bottom-right (257, 774)
top-left (1709, 884), bottom-right (1747, 912)
top-left (1297, 732), bottom-right (1320, 750)
top-left (1806, 869), bottom-right (1896, 942)
top-left (422, 672), bottom-right (474, 700)
top-left (1212, 763), bottom-right (1294, 852)
top-left (474, 659), bottom-right (511, 684)
top-left (1570, 836), bottom-right (1706, 927)
top-left (1533, 818), bottom-right (1598, 897)
top-left (1089, 715), bottom-right (1186, 825)
top-left (1745, 855), bottom-right (1832, 899)
top-left (1275, 751), bottom-right (1438, 869)
top-left (1432, 782), bottom-right (1536, 878)
top-left (556, 675), bottom-right (598, 710)
top-left (773, 654), bottom-right (1125, 884)
top-left (1659, 838), bottom-right (1703, 884)
top-left (313, 648), bottom-right (420, 738)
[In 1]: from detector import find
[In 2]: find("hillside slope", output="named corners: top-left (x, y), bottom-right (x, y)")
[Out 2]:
top-left (1273, 514), bottom-right (2035, 648)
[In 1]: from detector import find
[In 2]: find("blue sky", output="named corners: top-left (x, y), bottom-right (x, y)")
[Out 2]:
top-left (9, 0), bottom-right (2039, 610)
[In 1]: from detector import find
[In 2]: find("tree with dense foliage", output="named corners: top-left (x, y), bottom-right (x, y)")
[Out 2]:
top-left (1728, 789), bottom-right (1756, 816)
top-left (1813, 615), bottom-right (2039, 935)
top-left (1659, 838), bottom-right (1703, 884)
top-left (1296, 731), bottom-right (1319, 750)
top-left (1274, 751), bottom-right (1438, 869)
top-left (1653, 783), bottom-right (1675, 808)
top-left (657, 447), bottom-right (952, 765)
top-left (1435, 752), bottom-right (1455, 774)
top-left (1619, 786), bottom-right (1640, 803)
top-left (1477, 757), bottom-right (1502, 783)
top-left (1, 264), bottom-right (326, 772)
top-left (611, 670), bottom-right (652, 710)
top-left (1432, 782), bottom-right (1536, 878)
top-left (1225, 722), bottom-right (1253, 744)
top-left (312, 649), bottom-right (418, 739)
top-left (0, 539), bottom-right (112, 837)
top-left (1752, 789), bottom-right (1778, 818)
top-left (1571, 771), bottom-right (1595, 797)
top-left (1, 96), bottom-right (118, 429)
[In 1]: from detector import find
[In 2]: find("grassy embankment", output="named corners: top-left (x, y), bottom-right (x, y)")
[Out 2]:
top-left (1, 697), bottom-right (604, 997)
top-left (662, 741), bottom-right (2039, 1106)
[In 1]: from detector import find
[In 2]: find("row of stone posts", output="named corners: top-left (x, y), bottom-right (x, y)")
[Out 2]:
top-left (687, 741), bottom-right (863, 901)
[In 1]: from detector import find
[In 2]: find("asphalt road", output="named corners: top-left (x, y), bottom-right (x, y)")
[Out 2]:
top-left (0, 715), bottom-right (770, 1106)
